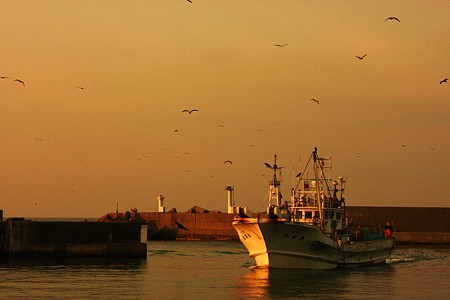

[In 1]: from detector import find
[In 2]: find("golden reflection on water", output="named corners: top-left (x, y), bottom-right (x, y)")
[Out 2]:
top-left (236, 263), bottom-right (401, 299)
top-left (237, 267), bottom-right (270, 298)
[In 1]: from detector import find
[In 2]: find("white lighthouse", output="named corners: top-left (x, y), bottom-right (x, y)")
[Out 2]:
top-left (225, 185), bottom-right (235, 214)
top-left (157, 194), bottom-right (165, 213)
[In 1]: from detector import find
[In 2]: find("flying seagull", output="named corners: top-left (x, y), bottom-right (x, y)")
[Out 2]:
top-left (174, 129), bottom-right (179, 133)
top-left (77, 86), bottom-right (86, 90)
top-left (384, 17), bottom-right (400, 22)
top-left (175, 221), bottom-right (188, 230)
top-left (355, 54), bottom-right (367, 60)
top-left (440, 78), bottom-right (448, 84)
top-left (182, 109), bottom-right (198, 114)
top-left (186, 0), bottom-right (192, 3)
top-left (14, 79), bottom-right (25, 86)
top-left (264, 162), bottom-right (273, 170)
top-left (274, 44), bottom-right (288, 48)
top-left (264, 161), bottom-right (284, 171)
top-left (0, 76), bottom-right (9, 79)
top-left (224, 160), bottom-right (232, 165)
top-left (34, 137), bottom-right (43, 141)
top-left (309, 98), bottom-right (319, 105)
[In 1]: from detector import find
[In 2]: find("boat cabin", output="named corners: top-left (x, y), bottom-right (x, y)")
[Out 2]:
top-left (267, 149), bottom-right (347, 236)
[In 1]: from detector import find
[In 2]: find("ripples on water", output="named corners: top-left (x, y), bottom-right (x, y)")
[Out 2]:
top-left (1, 242), bottom-right (449, 299)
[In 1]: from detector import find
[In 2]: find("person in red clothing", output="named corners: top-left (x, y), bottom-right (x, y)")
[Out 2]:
top-left (384, 222), bottom-right (393, 238)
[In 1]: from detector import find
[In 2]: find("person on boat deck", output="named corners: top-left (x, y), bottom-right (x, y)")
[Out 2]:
top-left (384, 222), bottom-right (393, 238)
top-left (268, 206), bottom-right (278, 219)
top-left (280, 201), bottom-right (291, 221)
top-left (336, 235), bottom-right (342, 249)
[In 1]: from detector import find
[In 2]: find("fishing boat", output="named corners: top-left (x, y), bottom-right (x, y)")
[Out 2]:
top-left (233, 147), bottom-right (395, 269)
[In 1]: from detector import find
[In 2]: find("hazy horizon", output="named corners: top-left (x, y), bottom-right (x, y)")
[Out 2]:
top-left (1, 1), bottom-right (449, 218)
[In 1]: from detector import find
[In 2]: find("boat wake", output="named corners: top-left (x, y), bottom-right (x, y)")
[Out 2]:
top-left (386, 256), bottom-right (415, 265)
top-left (387, 248), bottom-right (439, 265)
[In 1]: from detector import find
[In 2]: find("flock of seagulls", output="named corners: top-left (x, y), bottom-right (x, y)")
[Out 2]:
top-left (301, 16), bottom-right (447, 106)
top-left (271, 15), bottom-right (445, 158)
top-left (169, 108), bottom-right (237, 170)
top-left (178, 108), bottom-right (234, 167)
top-left (2, 13), bottom-right (447, 199)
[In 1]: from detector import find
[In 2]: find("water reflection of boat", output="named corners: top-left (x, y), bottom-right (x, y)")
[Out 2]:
top-left (238, 267), bottom-right (347, 298)
top-left (237, 265), bottom-right (396, 298)
top-left (233, 148), bottom-right (395, 269)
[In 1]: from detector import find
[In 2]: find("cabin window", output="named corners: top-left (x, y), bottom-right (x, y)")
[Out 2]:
top-left (330, 211), bottom-right (335, 219)
top-left (295, 211), bottom-right (303, 219)
top-left (305, 211), bottom-right (312, 219)
top-left (314, 211), bottom-right (320, 218)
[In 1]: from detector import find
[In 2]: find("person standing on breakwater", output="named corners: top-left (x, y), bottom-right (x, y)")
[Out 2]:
top-left (384, 222), bottom-right (393, 238)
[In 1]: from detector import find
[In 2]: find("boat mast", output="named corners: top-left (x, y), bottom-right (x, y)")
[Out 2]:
top-left (312, 148), bottom-right (324, 225)
top-left (266, 154), bottom-right (282, 207)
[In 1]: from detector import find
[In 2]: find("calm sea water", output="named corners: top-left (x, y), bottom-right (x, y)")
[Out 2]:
top-left (1, 241), bottom-right (449, 299)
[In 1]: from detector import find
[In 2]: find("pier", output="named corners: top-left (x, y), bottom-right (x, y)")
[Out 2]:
top-left (0, 218), bottom-right (147, 259)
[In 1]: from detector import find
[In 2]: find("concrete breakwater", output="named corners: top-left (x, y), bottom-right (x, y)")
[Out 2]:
top-left (140, 210), bottom-right (237, 240)
top-left (0, 219), bottom-right (147, 259)
top-left (347, 206), bottom-right (450, 244)
top-left (99, 208), bottom-right (236, 240)
top-left (116, 206), bottom-right (450, 244)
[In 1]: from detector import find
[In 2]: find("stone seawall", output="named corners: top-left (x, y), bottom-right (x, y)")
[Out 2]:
top-left (346, 207), bottom-right (450, 233)
top-left (347, 206), bottom-right (450, 244)
top-left (137, 207), bottom-right (450, 244)
top-left (0, 220), bottom-right (147, 258)
top-left (139, 212), bottom-right (236, 239)
top-left (393, 232), bottom-right (450, 244)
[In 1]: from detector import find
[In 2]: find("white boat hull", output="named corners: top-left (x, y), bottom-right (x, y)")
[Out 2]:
top-left (233, 218), bottom-right (395, 270)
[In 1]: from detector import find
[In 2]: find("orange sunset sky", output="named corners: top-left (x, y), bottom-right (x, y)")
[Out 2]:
top-left (1, 1), bottom-right (449, 218)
